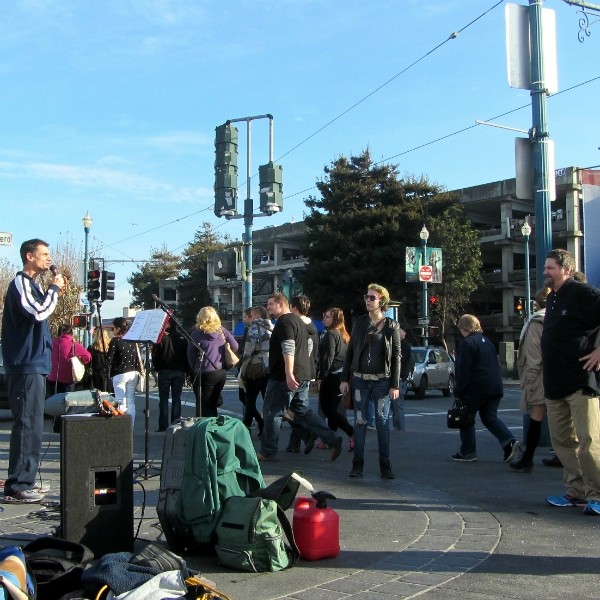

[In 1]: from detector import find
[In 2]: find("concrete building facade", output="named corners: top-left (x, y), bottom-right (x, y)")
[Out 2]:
top-left (207, 166), bottom-right (596, 342)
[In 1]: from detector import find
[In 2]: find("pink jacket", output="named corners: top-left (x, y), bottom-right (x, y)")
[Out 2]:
top-left (48, 334), bottom-right (92, 384)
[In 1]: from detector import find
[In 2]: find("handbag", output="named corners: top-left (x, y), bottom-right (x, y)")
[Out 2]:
top-left (135, 345), bottom-right (147, 392)
top-left (447, 399), bottom-right (475, 429)
top-left (70, 340), bottom-right (85, 382)
top-left (341, 376), bottom-right (353, 410)
top-left (221, 329), bottom-right (240, 370)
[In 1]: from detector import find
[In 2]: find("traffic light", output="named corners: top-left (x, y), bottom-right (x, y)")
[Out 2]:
top-left (258, 162), bottom-right (283, 214)
top-left (101, 271), bottom-right (115, 301)
top-left (417, 289), bottom-right (423, 312)
top-left (429, 295), bottom-right (438, 306)
top-left (214, 123), bottom-right (239, 217)
top-left (515, 297), bottom-right (524, 317)
top-left (73, 315), bottom-right (89, 328)
top-left (429, 326), bottom-right (440, 337)
top-left (87, 269), bottom-right (101, 302)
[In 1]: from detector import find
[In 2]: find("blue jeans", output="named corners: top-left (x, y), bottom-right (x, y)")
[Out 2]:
top-left (260, 379), bottom-right (337, 458)
top-left (5, 374), bottom-right (46, 495)
top-left (459, 395), bottom-right (514, 456)
top-left (352, 376), bottom-right (391, 462)
top-left (391, 381), bottom-right (407, 430)
top-left (157, 369), bottom-right (185, 430)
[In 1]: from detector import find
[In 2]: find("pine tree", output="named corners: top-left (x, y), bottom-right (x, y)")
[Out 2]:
top-left (303, 150), bottom-right (481, 343)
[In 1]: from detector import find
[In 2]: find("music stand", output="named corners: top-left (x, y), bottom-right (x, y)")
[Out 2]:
top-left (123, 309), bottom-right (170, 480)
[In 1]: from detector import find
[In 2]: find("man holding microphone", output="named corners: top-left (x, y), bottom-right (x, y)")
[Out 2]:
top-left (2, 238), bottom-right (65, 503)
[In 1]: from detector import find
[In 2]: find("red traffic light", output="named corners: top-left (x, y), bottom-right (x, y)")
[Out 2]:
top-left (429, 296), bottom-right (438, 305)
top-left (73, 315), bottom-right (89, 328)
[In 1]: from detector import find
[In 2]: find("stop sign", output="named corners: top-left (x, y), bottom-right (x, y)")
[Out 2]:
top-left (419, 265), bottom-right (433, 282)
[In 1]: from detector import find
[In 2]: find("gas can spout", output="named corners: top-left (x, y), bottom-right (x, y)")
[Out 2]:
top-left (312, 490), bottom-right (336, 509)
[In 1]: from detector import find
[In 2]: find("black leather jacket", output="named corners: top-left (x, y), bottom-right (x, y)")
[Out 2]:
top-left (341, 315), bottom-right (402, 389)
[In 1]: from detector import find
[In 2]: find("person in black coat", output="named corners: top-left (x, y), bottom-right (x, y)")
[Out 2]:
top-left (153, 318), bottom-right (190, 432)
top-left (452, 314), bottom-right (519, 463)
top-left (87, 327), bottom-right (113, 393)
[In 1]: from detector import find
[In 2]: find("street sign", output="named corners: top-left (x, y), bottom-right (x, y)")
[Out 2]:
top-left (418, 318), bottom-right (430, 325)
top-left (419, 265), bottom-right (433, 282)
top-left (0, 232), bottom-right (12, 246)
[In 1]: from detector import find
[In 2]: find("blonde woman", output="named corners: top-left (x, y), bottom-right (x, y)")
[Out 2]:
top-left (88, 327), bottom-right (113, 392)
top-left (187, 306), bottom-right (238, 417)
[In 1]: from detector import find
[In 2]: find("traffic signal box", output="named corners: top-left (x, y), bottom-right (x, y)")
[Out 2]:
top-left (101, 271), bottom-right (115, 301)
top-left (515, 297), bottom-right (525, 318)
top-left (214, 124), bottom-right (239, 217)
top-left (73, 315), bottom-right (89, 328)
top-left (87, 270), bottom-right (101, 302)
top-left (258, 162), bottom-right (283, 213)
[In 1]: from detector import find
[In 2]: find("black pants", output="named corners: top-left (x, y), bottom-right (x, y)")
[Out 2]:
top-left (242, 375), bottom-right (268, 428)
top-left (193, 369), bottom-right (227, 417)
top-left (319, 372), bottom-right (354, 438)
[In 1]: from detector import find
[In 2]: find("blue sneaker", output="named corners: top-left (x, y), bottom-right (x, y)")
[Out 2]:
top-left (546, 494), bottom-right (585, 507)
top-left (583, 500), bottom-right (600, 515)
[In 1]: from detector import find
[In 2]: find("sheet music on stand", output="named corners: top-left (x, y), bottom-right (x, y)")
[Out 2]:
top-left (123, 309), bottom-right (169, 344)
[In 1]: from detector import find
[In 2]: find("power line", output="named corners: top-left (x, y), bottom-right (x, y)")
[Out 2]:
top-left (273, 0), bottom-right (504, 163)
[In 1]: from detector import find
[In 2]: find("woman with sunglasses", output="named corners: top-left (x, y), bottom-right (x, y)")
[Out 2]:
top-left (317, 308), bottom-right (354, 451)
top-left (340, 284), bottom-right (401, 478)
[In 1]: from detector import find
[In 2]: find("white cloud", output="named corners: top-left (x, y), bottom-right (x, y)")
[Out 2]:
top-left (0, 160), bottom-right (213, 202)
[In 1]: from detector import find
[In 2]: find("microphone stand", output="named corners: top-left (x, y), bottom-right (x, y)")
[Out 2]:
top-left (151, 295), bottom-right (218, 418)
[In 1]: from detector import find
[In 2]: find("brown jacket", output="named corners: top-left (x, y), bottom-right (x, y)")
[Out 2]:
top-left (517, 309), bottom-right (547, 410)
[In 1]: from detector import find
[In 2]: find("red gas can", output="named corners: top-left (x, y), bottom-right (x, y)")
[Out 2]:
top-left (293, 494), bottom-right (340, 560)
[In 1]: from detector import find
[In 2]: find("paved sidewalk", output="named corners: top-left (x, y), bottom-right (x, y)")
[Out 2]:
top-left (0, 379), bottom-right (598, 600)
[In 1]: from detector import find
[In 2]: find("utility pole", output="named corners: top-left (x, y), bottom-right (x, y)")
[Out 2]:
top-left (529, 0), bottom-right (553, 289)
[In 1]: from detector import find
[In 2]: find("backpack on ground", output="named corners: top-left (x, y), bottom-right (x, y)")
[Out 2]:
top-left (214, 496), bottom-right (299, 573)
top-left (214, 472), bottom-right (301, 573)
top-left (23, 537), bottom-right (93, 600)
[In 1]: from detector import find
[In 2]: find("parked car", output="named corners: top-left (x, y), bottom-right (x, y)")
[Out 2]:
top-left (406, 346), bottom-right (455, 399)
top-left (0, 342), bottom-right (10, 410)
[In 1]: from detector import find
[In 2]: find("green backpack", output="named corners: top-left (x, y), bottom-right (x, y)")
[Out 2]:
top-left (215, 495), bottom-right (300, 573)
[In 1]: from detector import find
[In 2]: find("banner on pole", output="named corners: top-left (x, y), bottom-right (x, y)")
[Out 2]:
top-left (406, 247), bottom-right (443, 283)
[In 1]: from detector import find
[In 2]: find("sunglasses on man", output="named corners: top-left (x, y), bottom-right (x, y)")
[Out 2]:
top-left (364, 294), bottom-right (380, 302)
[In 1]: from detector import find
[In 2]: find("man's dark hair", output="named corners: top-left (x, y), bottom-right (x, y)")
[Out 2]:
top-left (535, 287), bottom-right (551, 309)
top-left (113, 317), bottom-right (128, 335)
top-left (573, 271), bottom-right (587, 283)
top-left (20, 238), bottom-right (49, 266)
top-left (244, 307), bottom-right (253, 318)
top-left (290, 295), bottom-right (310, 316)
top-left (547, 249), bottom-right (575, 273)
top-left (251, 306), bottom-right (268, 319)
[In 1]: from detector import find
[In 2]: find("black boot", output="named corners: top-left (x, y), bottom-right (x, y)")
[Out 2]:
top-left (380, 459), bottom-right (395, 479)
top-left (349, 460), bottom-right (364, 477)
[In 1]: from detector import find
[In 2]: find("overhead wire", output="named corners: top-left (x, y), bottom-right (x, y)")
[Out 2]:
top-left (273, 0), bottom-right (505, 163)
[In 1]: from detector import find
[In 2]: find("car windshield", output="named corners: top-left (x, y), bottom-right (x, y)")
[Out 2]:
top-left (413, 350), bottom-right (427, 363)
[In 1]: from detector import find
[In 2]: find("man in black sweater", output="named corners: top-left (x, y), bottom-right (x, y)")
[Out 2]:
top-left (541, 249), bottom-right (600, 514)
top-left (152, 319), bottom-right (189, 432)
top-left (258, 293), bottom-right (342, 461)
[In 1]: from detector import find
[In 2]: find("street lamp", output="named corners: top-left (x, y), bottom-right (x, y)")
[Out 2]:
top-left (419, 225), bottom-right (430, 347)
top-left (522, 218), bottom-right (532, 320)
top-left (82, 212), bottom-right (92, 346)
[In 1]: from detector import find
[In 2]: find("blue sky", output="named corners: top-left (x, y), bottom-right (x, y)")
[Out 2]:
top-left (1, 0), bottom-right (598, 310)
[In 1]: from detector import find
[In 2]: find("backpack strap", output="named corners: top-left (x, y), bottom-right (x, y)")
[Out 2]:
top-left (276, 505), bottom-right (300, 567)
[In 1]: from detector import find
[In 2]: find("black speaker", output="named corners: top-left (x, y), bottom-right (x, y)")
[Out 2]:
top-left (60, 415), bottom-right (134, 557)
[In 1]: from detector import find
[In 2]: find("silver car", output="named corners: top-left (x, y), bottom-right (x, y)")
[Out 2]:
top-left (406, 346), bottom-right (455, 399)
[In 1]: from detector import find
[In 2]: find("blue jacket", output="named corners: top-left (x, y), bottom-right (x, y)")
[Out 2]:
top-left (454, 332), bottom-right (503, 402)
top-left (1, 272), bottom-right (60, 375)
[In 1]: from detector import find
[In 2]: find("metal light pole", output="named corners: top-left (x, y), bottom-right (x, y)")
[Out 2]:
top-left (224, 114), bottom-right (275, 309)
top-left (522, 219), bottom-right (532, 320)
top-left (420, 225), bottom-right (429, 347)
top-left (82, 212), bottom-right (92, 347)
top-left (529, 0), bottom-right (553, 289)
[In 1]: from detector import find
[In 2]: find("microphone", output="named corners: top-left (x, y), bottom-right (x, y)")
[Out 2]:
top-left (49, 265), bottom-right (58, 276)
